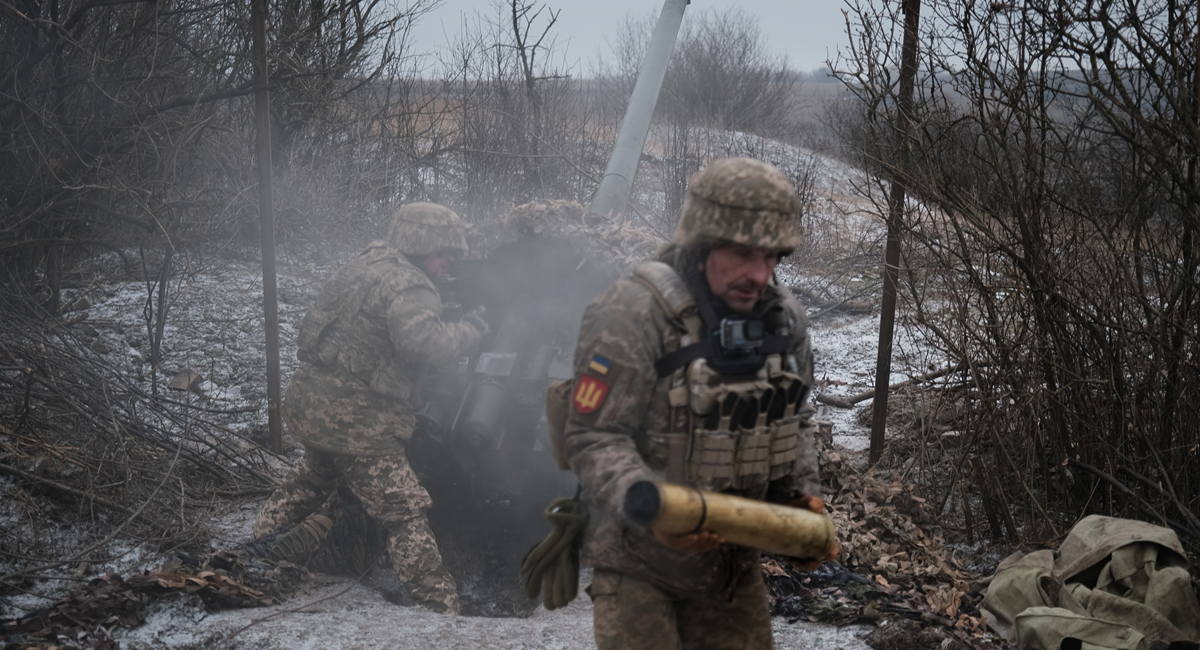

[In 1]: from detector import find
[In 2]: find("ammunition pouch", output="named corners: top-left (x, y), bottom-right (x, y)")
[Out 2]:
top-left (682, 357), bottom-right (804, 492)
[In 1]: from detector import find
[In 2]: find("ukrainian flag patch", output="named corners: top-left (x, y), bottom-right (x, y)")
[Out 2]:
top-left (588, 354), bottom-right (611, 375)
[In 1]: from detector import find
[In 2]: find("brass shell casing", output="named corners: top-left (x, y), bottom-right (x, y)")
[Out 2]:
top-left (624, 481), bottom-right (837, 560)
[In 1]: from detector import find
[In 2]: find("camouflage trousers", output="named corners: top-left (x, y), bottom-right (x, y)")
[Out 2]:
top-left (588, 567), bottom-right (774, 650)
top-left (255, 445), bottom-right (458, 614)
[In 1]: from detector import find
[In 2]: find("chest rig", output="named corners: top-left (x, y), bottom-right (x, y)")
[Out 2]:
top-left (632, 261), bottom-right (806, 493)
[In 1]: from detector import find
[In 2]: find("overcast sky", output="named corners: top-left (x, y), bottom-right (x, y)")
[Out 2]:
top-left (407, 0), bottom-right (850, 74)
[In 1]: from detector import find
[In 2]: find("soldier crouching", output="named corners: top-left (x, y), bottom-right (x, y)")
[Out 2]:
top-left (254, 203), bottom-right (490, 615)
top-left (564, 158), bottom-right (837, 648)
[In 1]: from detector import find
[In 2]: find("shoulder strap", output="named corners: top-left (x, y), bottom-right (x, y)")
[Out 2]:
top-left (632, 262), bottom-right (694, 320)
top-left (632, 261), bottom-right (703, 341)
top-left (630, 261), bottom-right (709, 378)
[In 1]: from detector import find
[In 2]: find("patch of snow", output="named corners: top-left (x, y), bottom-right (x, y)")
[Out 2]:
top-left (117, 578), bottom-right (874, 650)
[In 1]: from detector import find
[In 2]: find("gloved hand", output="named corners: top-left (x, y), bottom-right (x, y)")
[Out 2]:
top-left (461, 306), bottom-right (489, 338)
top-left (520, 497), bottom-right (587, 610)
top-left (792, 495), bottom-right (825, 514)
top-left (785, 495), bottom-right (839, 571)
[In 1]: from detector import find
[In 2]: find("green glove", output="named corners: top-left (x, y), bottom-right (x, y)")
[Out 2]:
top-left (520, 497), bottom-right (586, 610)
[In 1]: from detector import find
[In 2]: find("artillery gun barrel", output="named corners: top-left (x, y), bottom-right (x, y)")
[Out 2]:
top-left (623, 481), bottom-right (837, 560)
top-left (588, 0), bottom-right (689, 220)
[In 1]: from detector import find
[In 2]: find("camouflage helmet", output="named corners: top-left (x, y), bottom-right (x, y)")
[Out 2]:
top-left (387, 202), bottom-right (468, 257)
top-left (673, 157), bottom-right (802, 252)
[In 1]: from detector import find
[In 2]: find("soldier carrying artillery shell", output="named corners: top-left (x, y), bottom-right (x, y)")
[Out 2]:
top-left (560, 157), bottom-right (839, 648)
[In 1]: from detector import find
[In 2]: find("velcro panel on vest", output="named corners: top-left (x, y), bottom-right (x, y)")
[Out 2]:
top-left (735, 426), bottom-right (772, 490)
top-left (690, 429), bottom-right (738, 489)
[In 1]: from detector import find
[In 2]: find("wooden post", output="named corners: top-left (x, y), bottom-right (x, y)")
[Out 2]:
top-left (252, 0), bottom-right (284, 453)
top-left (969, 456), bottom-right (1004, 541)
top-left (870, 0), bottom-right (922, 464)
top-left (959, 481), bottom-right (975, 546)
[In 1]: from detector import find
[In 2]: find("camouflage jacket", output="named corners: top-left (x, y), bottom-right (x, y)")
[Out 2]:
top-left (283, 242), bottom-right (481, 456)
top-left (564, 246), bottom-right (821, 599)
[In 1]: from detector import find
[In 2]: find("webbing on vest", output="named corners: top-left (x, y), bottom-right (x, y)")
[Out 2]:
top-left (653, 336), bottom-right (792, 378)
top-left (634, 261), bottom-right (791, 378)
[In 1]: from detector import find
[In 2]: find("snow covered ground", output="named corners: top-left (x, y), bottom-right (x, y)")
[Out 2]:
top-left (118, 574), bottom-right (875, 649)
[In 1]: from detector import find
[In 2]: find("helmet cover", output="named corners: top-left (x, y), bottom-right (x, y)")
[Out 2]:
top-left (387, 202), bottom-right (468, 257)
top-left (673, 157), bottom-right (801, 252)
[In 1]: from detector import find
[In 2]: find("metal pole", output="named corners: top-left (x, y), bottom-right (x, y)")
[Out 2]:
top-left (252, 0), bottom-right (284, 453)
top-left (869, 0), bottom-right (921, 464)
top-left (587, 0), bottom-right (689, 219)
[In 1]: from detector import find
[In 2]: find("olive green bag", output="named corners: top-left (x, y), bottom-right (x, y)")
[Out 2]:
top-left (520, 495), bottom-right (586, 610)
top-left (981, 515), bottom-right (1200, 650)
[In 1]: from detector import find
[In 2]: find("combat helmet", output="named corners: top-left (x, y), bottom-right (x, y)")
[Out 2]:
top-left (387, 202), bottom-right (468, 257)
top-left (673, 157), bottom-right (801, 252)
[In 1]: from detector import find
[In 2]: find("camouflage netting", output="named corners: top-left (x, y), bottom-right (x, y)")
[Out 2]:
top-left (466, 200), bottom-right (664, 275)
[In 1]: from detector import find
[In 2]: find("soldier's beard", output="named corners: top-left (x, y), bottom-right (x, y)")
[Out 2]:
top-left (714, 279), bottom-right (764, 313)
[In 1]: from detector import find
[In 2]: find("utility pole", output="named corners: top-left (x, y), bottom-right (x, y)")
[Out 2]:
top-left (252, 0), bottom-right (284, 453)
top-left (869, 0), bottom-right (921, 464)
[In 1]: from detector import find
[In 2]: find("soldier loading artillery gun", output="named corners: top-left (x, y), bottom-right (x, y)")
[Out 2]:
top-left (251, 203), bottom-right (487, 615)
top-left (243, 0), bottom-right (693, 609)
top-left (402, 0), bottom-right (699, 516)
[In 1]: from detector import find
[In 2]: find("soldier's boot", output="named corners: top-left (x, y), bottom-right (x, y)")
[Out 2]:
top-left (408, 565), bottom-right (460, 615)
top-left (252, 453), bottom-right (338, 539)
top-left (386, 514), bottom-right (459, 614)
top-left (268, 513), bottom-right (334, 564)
top-left (306, 502), bottom-right (388, 576)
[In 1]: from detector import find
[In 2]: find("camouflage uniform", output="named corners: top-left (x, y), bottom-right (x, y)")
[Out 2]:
top-left (565, 158), bottom-right (821, 649)
top-left (256, 203), bottom-right (484, 615)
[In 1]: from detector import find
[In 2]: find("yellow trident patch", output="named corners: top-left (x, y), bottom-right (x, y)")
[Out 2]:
top-left (573, 375), bottom-right (609, 414)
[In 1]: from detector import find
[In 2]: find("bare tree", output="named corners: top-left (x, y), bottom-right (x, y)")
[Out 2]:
top-left (436, 0), bottom-right (602, 221)
top-left (662, 8), bottom-right (797, 136)
top-left (0, 0), bottom-right (439, 311)
top-left (836, 0), bottom-right (1200, 549)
